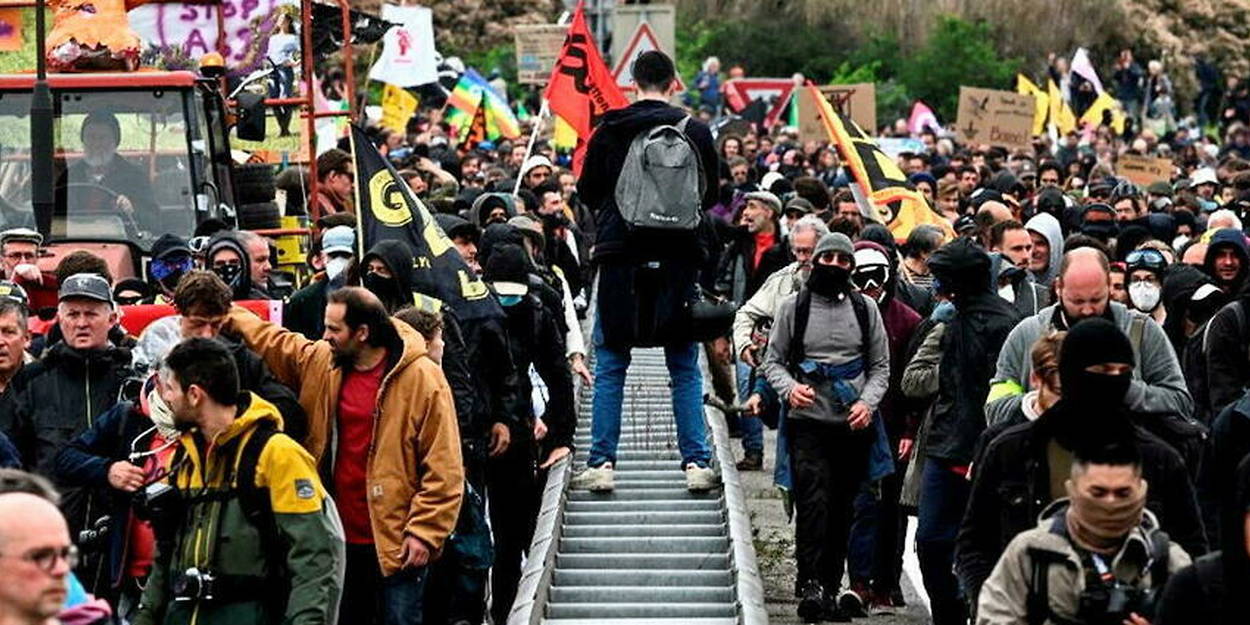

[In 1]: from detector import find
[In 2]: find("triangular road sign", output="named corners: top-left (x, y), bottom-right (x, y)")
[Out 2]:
top-left (612, 22), bottom-right (685, 92)
top-left (723, 78), bottom-right (796, 128)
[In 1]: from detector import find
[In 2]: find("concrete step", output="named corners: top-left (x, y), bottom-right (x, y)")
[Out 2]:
top-left (562, 510), bottom-right (725, 525)
top-left (552, 568), bottom-right (734, 586)
top-left (550, 585), bottom-right (735, 603)
top-left (564, 498), bottom-right (724, 513)
top-left (567, 488), bottom-right (721, 502)
top-left (559, 535), bottom-right (730, 554)
top-left (546, 602), bottom-right (737, 619)
top-left (561, 523), bottom-right (727, 538)
top-left (543, 618), bottom-right (737, 625)
top-left (555, 552), bottom-right (732, 570)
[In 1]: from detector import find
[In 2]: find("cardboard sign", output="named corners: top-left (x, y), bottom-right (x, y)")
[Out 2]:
top-left (380, 84), bottom-right (419, 133)
top-left (514, 23), bottom-right (567, 85)
top-left (822, 83), bottom-right (877, 135)
top-left (956, 86), bottom-right (1035, 150)
top-left (1118, 154), bottom-right (1173, 186)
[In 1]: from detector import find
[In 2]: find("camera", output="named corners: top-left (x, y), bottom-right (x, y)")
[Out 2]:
top-left (77, 515), bottom-right (111, 552)
top-left (173, 567), bottom-right (216, 602)
top-left (1077, 581), bottom-right (1160, 625)
top-left (132, 481), bottom-right (182, 526)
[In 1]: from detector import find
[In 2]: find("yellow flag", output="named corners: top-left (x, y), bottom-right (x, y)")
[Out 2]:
top-left (1047, 79), bottom-right (1076, 135)
top-left (552, 115), bottom-right (577, 152)
top-left (1079, 92), bottom-right (1126, 135)
top-left (1016, 74), bottom-right (1049, 137)
top-left (381, 83), bottom-right (419, 134)
top-left (809, 85), bottom-right (954, 243)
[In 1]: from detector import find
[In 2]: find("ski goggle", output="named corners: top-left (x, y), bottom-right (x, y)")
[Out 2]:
top-left (150, 255), bottom-right (193, 281)
top-left (1125, 248), bottom-right (1167, 273)
top-left (852, 265), bottom-right (889, 291)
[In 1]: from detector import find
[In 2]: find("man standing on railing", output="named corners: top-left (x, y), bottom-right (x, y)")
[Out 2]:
top-left (570, 50), bottom-right (721, 493)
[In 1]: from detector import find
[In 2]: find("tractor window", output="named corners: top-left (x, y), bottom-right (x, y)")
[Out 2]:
top-left (0, 89), bottom-right (198, 250)
top-left (55, 90), bottom-right (197, 247)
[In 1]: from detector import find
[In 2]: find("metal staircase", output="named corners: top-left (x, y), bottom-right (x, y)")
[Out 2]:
top-left (507, 348), bottom-right (768, 625)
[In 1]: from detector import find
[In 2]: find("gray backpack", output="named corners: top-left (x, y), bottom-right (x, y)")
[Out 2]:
top-left (614, 116), bottom-right (704, 231)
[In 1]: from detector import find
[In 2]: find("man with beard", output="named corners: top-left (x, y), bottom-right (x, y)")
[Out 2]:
top-left (760, 232), bottom-right (890, 622)
top-left (900, 238), bottom-right (1019, 625)
top-left (958, 318), bottom-right (1205, 611)
top-left (226, 288), bottom-right (463, 625)
top-left (132, 338), bottom-right (343, 625)
top-left (1203, 228), bottom-right (1249, 295)
top-left (989, 247), bottom-right (1193, 422)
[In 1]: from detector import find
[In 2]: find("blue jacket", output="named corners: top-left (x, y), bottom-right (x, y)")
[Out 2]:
top-left (0, 430), bottom-right (19, 468)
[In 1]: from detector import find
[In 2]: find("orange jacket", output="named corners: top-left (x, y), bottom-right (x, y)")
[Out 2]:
top-left (228, 306), bottom-right (463, 575)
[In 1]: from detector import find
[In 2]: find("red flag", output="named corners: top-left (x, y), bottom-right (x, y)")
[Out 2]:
top-left (543, 1), bottom-right (629, 173)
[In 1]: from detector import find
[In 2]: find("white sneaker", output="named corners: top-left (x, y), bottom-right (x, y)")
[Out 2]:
top-left (571, 463), bottom-right (614, 492)
top-left (685, 463), bottom-right (720, 492)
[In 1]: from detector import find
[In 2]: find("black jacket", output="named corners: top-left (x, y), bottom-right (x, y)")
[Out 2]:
top-left (53, 401), bottom-right (158, 592)
top-left (1204, 298), bottom-right (1250, 417)
top-left (714, 227), bottom-right (791, 304)
top-left (284, 277), bottom-right (330, 340)
top-left (220, 332), bottom-right (307, 442)
top-left (576, 100), bottom-right (721, 348)
top-left (956, 413), bottom-right (1208, 602)
top-left (363, 239), bottom-right (417, 313)
top-left (926, 240), bottom-right (1020, 465)
top-left (444, 308), bottom-right (520, 472)
top-left (495, 289), bottom-right (574, 456)
top-left (1206, 392), bottom-right (1250, 545)
top-left (577, 99), bottom-right (719, 264)
top-left (0, 341), bottom-right (132, 537)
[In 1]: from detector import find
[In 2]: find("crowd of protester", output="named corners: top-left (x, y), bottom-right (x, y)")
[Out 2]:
top-left (5, 47), bottom-right (1250, 625)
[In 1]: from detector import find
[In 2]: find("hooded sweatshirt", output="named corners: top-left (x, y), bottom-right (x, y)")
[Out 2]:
top-left (1024, 212), bottom-right (1064, 287)
top-left (206, 233), bottom-right (268, 301)
top-left (361, 240), bottom-right (416, 313)
top-left (470, 193), bottom-right (518, 229)
top-left (1203, 228), bottom-right (1250, 294)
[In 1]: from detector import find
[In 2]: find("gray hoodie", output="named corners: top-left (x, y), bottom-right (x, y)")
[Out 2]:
top-left (988, 302), bottom-right (1193, 419)
top-left (1025, 212), bottom-right (1064, 287)
top-left (761, 290), bottom-right (890, 424)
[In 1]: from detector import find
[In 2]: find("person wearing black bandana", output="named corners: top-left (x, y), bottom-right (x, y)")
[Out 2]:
top-left (205, 232), bottom-right (268, 301)
top-left (359, 240), bottom-right (419, 314)
top-left (1079, 203), bottom-right (1120, 246)
top-left (759, 232), bottom-right (891, 622)
top-left (145, 234), bottom-right (193, 304)
top-left (958, 318), bottom-right (1206, 610)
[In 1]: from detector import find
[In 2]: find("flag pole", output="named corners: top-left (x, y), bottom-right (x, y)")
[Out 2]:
top-left (512, 99), bottom-right (550, 196)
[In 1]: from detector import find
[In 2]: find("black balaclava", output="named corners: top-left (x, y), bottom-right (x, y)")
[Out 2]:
top-left (807, 263), bottom-right (852, 298)
top-left (1047, 317), bottom-right (1136, 448)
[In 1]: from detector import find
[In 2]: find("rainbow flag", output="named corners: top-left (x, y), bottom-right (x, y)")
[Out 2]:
top-left (445, 69), bottom-right (521, 141)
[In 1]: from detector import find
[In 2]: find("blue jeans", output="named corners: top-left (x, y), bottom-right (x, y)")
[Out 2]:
top-left (341, 543), bottom-right (428, 625)
top-left (916, 459), bottom-right (971, 625)
top-left (588, 314), bottom-right (711, 468)
top-left (735, 360), bottom-right (764, 454)
top-left (847, 481), bottom-right (877, 586)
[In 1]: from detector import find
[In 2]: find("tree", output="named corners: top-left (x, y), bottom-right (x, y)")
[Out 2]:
top-left (897, 17), bottom-right (1019, 121)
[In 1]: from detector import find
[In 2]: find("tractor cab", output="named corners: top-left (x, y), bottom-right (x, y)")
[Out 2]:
top-left (0, 71), bottom-right (237, 279)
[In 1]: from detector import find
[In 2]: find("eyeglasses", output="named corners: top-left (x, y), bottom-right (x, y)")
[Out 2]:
top-left (4, 251), bottom-right (37, 262)
top-left (0, 544), bottom-right (78, 574)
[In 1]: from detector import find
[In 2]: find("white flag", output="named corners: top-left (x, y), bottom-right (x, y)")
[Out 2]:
top-left (1070, 48), bottom-right (1104, 94)
top-left (368, 5), bottom-right (439, 87)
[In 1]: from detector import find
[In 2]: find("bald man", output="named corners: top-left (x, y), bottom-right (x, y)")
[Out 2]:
top-left (0, 491), bottom-right (73, 625)
top-left (974, 201), bottom-right (1013, 248)
top-left (988, 247), bottom-right (1192, 419)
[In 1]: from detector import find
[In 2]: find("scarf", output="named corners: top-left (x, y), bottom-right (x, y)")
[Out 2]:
top-left (1064, 478), bottom-right (1148, 555)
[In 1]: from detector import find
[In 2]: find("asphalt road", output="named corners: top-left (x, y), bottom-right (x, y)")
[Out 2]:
top-left (737, 427), bottom-right (932, 625)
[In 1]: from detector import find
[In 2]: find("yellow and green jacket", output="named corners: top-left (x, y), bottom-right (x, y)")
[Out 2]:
top-left (134, 393), bottom-right (344, 625)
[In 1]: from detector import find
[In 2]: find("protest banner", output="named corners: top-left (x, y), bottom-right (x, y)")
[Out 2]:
top-left (822, 83), bottom-right (876, 135)
top-left (515, 24), bottom-right (568, 85)
top-left (956, 86), bottom-right (1035, 150)
top-left (129, 1), bottom-right (292, 69)
top-left (369, 4), bottom-right (439, 87)
top-left (1118, 154), bottom-right (1173, 186)
top-left (380, 84), bottom-right (419, 134)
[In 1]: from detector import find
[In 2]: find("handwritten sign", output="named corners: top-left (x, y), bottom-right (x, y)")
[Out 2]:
top-left (1117, 154), bottom-right (1173, 186)
top-left (380, 84), bottom-right (418, 134)
top-left (515, 24), bottom-right (567, 85)
top-left (956, 86), bottom-right (1035, 151)
top-left (128, 1), bottom-right (289, 68)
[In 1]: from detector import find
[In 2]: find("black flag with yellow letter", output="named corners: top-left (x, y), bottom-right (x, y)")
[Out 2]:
top-left (349, 125), bottom-right (502, 322)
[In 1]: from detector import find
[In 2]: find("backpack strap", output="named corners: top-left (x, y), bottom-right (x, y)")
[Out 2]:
top-left (788, 287), bottom-right (813, 373)
top-left (1025, 547), bottom-right (1071, 625)
top-left (850, 292), bottom-right (872, 361)
top-left (1146, 528), bottom-right (1171, 589)
top-left (235, 422), bottom-right (280, 547)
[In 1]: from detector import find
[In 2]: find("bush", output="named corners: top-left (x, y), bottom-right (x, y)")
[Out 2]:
top-left (895, 17), bottom-right (1020, 121)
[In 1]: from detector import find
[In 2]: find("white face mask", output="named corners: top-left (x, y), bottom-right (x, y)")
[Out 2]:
top-left (146, 387), bottom-right (178, 439)
top-left (325, 257), bottom-right (350, 281)
top-left (1129, 281), bottom-right (1161, 312)
top-left (998, 282), bottom-right (1017, 303)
